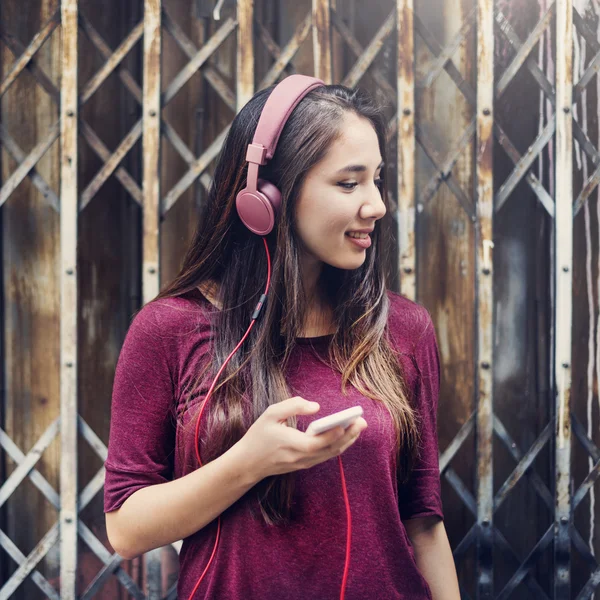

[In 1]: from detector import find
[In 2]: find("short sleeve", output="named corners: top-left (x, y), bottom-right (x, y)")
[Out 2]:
top-left (104, 303), bottom-right (176, 513)
top-left (398, 311), bottom-right (444, 522)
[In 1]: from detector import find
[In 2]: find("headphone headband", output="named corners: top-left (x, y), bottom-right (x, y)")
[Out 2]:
top-left (236, 74), bottom-right (325, 236)
top-left (245, 74), bottom-right (325, 166)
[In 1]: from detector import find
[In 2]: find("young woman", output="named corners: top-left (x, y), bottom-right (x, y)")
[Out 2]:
top-left (104, 76), bottom-right (460, 600)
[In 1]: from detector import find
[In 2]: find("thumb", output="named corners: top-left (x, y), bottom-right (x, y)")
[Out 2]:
top-left (271, 397), bottom-right (320, 422)
top-left (300, 400), bottom-right (321, 414)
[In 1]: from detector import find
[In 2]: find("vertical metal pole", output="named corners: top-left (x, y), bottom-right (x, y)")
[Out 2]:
top-left (554, 0), bottom-right (573, 596)
top-left (331, 0), bottom-right (341, 83)
top-left (396, 0), bottom-right (415, 300)
top-left (476, 0), bottom-right (494, 597)
top-left (59, 0), bottom-right (78, 597)
top-left (312, 0), bottom-right (332, 83)
top-left (143, 0), bottom-right (162, 595)
top-left (237, 0), bottom-right (255, 111)
top-left (143, 0), bottom-right (161, 305)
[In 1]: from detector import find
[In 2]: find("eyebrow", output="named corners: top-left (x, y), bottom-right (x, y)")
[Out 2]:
top-left (335, 160), bottom-right (385, 175)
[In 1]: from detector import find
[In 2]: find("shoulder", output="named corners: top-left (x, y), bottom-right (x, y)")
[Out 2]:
top-left (384, 290), bottom-right (440, 400)
top-left (383, 293), bottom-right (441, 430)
top-left (117, 292), bottom-right (213, 389)
top-left (125, 291), bottom-right (213, 350)
top-left (385, 289), bottom-right (436, 354)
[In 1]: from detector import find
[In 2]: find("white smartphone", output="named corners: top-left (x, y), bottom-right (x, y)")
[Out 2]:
top-left (305, 406), bottom-right (364, 436)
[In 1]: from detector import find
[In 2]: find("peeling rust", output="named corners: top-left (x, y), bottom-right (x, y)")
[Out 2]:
top-left (313, 0), bottom-right (332, 83)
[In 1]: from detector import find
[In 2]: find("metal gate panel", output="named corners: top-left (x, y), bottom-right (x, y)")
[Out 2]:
top-left (0, 0), bottom-right (598, 598)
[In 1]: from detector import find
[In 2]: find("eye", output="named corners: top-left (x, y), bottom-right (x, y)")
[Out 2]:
top-left (336, 177), bottom-right (384, 191)
top-left (337, 182), bottom-right (358, 190)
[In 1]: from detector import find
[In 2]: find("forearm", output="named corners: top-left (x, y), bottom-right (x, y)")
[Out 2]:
top-left (106, 441), bottom-right (262, 559)
top-left (407, 519), bottom-right (460, 600)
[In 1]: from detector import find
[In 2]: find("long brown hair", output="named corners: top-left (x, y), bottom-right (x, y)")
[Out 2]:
top-left (154, 83), bottom-right (421, 526)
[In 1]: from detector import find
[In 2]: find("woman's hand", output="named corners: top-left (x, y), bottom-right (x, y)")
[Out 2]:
top-left (237, 396), bottom-right (367, 480)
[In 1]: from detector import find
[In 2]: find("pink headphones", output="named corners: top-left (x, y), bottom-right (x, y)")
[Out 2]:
top-left (189, 76), bottom-right (356, 600)
top-left (235, 74), bottom-right (325, 236)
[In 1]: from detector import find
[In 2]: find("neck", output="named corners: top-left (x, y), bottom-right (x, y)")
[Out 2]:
top-left (199, 278), bottom-right (335, 336)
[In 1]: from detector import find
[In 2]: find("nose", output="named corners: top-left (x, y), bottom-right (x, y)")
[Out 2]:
top-left (359, 183), bottom-right (387, 221)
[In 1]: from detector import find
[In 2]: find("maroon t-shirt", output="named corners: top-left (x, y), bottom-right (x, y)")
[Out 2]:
top-left (104, 288), bottom-right (444, 599)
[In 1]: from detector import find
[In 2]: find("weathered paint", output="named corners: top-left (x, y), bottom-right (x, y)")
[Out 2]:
top-left (475, 0), bottom-right (494, 596)
top-left (0, 10), bottom-right (60, 99)
top-left (0, 122), bottom-right (60, 207)
top-left (237, 0), bottom-right (254, 109)
top-left (80, 20), bottom-right (144, 105)
top-left (331, 10), bottom-right (395, 99)
top-left (312, 0), bottom-right (332, 82)
top-left (142, 0), bottom-right (161, 305)
top-left (555, 0), bottom-right (573, 597)
top-left (164, 18), bottom-right (236, 107)
top-left (343, 10), bottom-right (395, 89)
top-left (1, 0), bottom-right (598, 596)
top-left (0, 124), bottom-right (59, 210)
top-left (412, 2), bottom-right (477, 588)
top-left (258, 12), bottom-right (312, 89)
top-left (397, 0), bottom-right (416, 301)
top-left (142, 0), bottom-right (163, 589)
top-left (78, 13), bottom-right (144, 206)
top-left (163, 125), bottom-right (231, 214)
top-left (163, 7), bottom-right (235, 111)
top-left (1, 0), bottom-right (63, 592)
top-left (495, 3), bottom-right (554, 98)
top-left (60, 0), bottom-right (79, 597)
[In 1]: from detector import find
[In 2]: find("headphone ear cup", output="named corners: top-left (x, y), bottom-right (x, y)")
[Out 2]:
top-left (257, 178), bottom-right (282, 214)
top-left (236, 179), bottom-right (282, 236)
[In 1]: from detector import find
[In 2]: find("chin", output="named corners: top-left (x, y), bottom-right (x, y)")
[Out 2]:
top-left (325, 254), bottom-right (367, 270)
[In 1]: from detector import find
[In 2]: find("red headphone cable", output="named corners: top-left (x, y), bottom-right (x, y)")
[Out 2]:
top-left (187, 237), bottom-right (352, 600)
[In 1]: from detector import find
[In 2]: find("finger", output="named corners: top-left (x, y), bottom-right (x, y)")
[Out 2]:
top-left (346, 418), bottom-right (367, 436)
top-left (312, 424), bottom-right (356, 454)
top-left (335, 433), bottom-right (360, 456)
top-left (350, 417), bottom-right (367, 430)
top-left (296, 425), bottom-right (346, 453)
top-left (267, 397), bottom-right (320, 422)
top-left (340, 421), bottom-right (361, 438)
top-left (310, 425), bottom-right (346, 448)
top-left (328, 426), bottom-right (362, 455)
top-left (322, 419), bottom-right (366, 448)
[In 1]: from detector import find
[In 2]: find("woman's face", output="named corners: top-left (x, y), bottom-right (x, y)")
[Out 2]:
top-left (295, 112), bottom-right (386, 277)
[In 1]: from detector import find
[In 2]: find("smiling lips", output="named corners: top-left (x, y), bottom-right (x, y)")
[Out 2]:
top-left (345, 233), bottom-right (372, 248)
